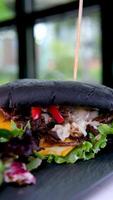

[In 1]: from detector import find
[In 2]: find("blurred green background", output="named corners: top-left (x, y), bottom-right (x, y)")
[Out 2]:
top-left (0, 0), bottom-right (102, 84)
top-left (0, 0), bottom-right (15, 21)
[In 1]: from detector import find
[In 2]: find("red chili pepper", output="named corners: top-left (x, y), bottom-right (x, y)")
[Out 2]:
top-left (31, 107), bottom-right (41, 120)
top-left (48, 106), bottom-right (64, 124)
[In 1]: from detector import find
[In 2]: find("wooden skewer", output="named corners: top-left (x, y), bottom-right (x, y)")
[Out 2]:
top-left (74, 0), bottom-right (83, 80)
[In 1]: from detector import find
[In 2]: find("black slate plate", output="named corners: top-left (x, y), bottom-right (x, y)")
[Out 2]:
top-left (1, 151), bottom-right (113, 200)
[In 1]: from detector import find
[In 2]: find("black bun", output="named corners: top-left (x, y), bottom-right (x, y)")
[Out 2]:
top-left (0, 79), bottom-right (113, 110)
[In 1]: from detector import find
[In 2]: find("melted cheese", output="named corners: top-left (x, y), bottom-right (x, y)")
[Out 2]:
top-left (38, 146), bottom-right (74, 157)
top-left (0, 110), bottom-right (11, 130)
top-left (39, 138), bottom-right (75, 157)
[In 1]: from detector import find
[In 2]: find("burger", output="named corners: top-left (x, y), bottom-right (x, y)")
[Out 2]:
top-left (0, 79), bottom-right (113, 186)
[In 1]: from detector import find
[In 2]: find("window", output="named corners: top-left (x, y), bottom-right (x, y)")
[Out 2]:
top-left (0, 28), bottom-right (18, 84)
top-left (0, 0), bottom-right (111, 87)
top-left (34, 6), bottom-right (101, 83)
top-left (33, 0), bottom-right (74, 10)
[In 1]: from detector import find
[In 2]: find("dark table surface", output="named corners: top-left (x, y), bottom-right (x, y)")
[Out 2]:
top-left (1, 151), bottom-right (113, 200)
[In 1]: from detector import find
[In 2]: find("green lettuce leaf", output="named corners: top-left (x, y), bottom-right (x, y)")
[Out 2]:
top-left (0, 129), bottom-right (12, 139)
top-left (0, 121), bottom-right (31, 142)
top-left (98, 124), bottom-right (113, 135)
top-left (27, 157), bottom-right (42, 171)
top-left (0, 160), bottom-right (4, 185)
top-left (35, 123), bottom-right (113, 164)
top-left (0, 128), bottom-right (23, 141)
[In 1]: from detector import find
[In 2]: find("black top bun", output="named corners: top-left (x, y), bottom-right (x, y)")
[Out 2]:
top-left (0, 79), bottom-right (113, 110)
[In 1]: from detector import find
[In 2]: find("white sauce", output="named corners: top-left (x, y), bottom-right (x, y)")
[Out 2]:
top-left (52, 123), bottom-right (71, 141)
top-left (52, 107), bottom-right (99, 140)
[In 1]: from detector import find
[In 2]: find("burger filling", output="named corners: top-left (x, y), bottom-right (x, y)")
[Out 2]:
top-left (0, 105), bottom-right (113, 185)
